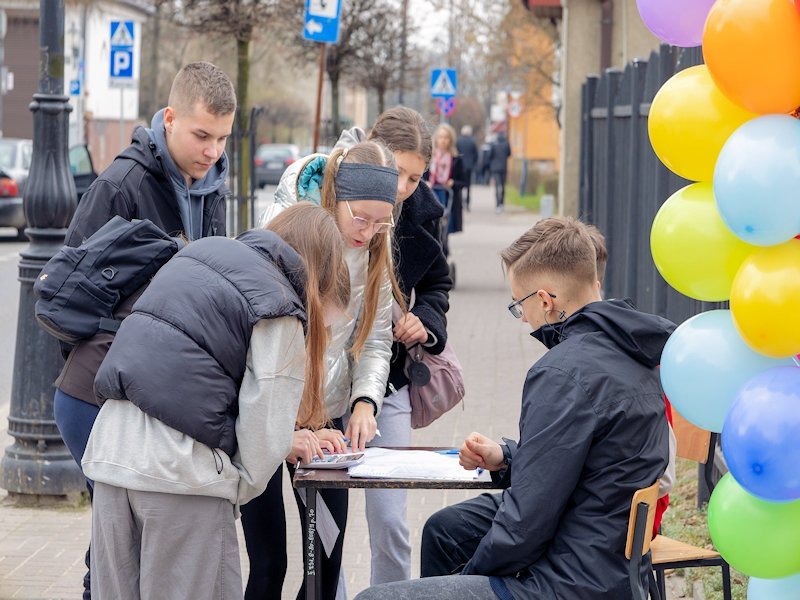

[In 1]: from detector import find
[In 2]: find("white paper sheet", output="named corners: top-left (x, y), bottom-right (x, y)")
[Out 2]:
top-left (348, 447), bottom-right (490, 481)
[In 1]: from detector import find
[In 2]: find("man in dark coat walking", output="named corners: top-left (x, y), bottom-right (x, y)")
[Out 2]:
top-left (489, 132), bottom-right (512, 213)
top-left (353, 217), bottom-right (673, 600)
top-left (456, 125), bottom-right (478, 211)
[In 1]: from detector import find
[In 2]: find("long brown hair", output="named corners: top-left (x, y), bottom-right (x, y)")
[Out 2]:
top-left (320, 141), bottom-right (405, 358)
top-left (264, 202), bottom-right (350, 430)
top-left (368, 106), bottom-right (433, 164)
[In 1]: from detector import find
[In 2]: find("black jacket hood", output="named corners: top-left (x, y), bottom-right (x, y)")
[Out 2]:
top-left (532, 298), bottom-right (676, 368)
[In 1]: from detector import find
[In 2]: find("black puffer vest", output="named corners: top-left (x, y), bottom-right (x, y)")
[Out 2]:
top-left (94, 230), bottom-right (307, 456)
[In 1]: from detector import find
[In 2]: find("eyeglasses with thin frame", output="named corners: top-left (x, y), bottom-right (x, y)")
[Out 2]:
top-left (507, 289), bottom-right (557, 319)
top-left (345, 200), bottom-right (395, 234)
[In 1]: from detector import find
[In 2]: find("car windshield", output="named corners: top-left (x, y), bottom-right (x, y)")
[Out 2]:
top-left (257, 147), bottom-right (292, 161)
top-left (0, 141), bottom-right (16, 171)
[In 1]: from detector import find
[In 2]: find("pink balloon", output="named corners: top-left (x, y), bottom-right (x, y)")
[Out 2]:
top-left (637, 0), bottom-right (717, 47)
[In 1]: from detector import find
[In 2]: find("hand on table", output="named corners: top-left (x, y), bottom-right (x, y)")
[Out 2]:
top-left (459, 432), bottom-right (505, 472)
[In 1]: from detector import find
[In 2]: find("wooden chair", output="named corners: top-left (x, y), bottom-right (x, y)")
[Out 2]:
top-left (625, 481), bottom-right (661, 600)
top-left (650, 411), bottom-right (732, 600)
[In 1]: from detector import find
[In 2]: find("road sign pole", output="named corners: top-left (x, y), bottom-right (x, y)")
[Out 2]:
top-left (313, 42), bottom-right (325, 153)
top-left (119, 87), bottom-right (124, 152)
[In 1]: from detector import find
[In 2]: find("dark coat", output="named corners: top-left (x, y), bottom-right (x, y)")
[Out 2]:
top-left (58, 125), bottom-right (228, 391)
top-left (456, 135), bottom-right (478, 172)
top-left (450, 156), bottom-right (467, 233)
top-left (94, 230), bottom-right (307, 457)
top-left (65, 126), bottom-right (228, 247)
top-left (462, 299), bottom-right (675, 599)
top-left (489, 136), bottom-right (512, 174)
top-left (387, 182), bottom-right (452, 394)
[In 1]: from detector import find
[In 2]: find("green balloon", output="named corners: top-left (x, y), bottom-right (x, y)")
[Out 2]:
top-left (708, 474), bottom-right (800, 578)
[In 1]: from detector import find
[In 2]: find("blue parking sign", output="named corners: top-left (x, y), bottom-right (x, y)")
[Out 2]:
top-left (110, 49), bottom-right (133, 78)
top-left (109, 21), bottom-right (135, 86)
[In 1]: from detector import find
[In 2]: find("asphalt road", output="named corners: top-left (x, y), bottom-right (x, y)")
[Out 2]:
top-left (0, 229), bottom-right (25, 409)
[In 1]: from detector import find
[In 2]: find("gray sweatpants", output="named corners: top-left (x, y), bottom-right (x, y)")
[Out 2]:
top-left (353, 575), bottom-right (497, 600)
top-left (91, 482), bottom-right (242, 599)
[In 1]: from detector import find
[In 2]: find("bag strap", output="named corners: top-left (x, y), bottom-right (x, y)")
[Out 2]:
top-left (98, 317), bottom-right (122, 334)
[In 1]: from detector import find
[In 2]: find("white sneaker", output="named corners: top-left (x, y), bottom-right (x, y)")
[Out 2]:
top-left (495, 206), bottom-right (503, 214)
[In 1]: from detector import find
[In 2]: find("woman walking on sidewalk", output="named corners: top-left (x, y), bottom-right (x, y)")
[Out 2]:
top-left (428, 123), bottom-right (467, 236)
top-left (81, 203), bottom-right (350, 599)
top-left (334, 106), bottom-right (453, 587)
top-left (244, 141), bottom-right (401, 600)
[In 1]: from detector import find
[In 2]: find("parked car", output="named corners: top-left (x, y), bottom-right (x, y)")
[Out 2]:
top-left (0, 138), bottom-right (98, 239)
top-left (254, 144), bottom-right (300, 187)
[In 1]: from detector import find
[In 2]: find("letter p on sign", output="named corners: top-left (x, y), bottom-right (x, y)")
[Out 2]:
top-left (110, 49), bottom-right (133, 78)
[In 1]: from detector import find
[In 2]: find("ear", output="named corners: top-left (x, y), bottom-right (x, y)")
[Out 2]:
top-left (163, 106), bottom-right (175, 132)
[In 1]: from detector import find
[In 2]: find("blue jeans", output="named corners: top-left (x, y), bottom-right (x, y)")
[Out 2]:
top-left (53, 388), bottom-right (100, 488)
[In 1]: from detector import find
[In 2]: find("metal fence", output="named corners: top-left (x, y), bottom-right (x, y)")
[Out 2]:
top-left (579, 44), bottom-right (726, 326)
top-left (579, 46), bottom-right (729, 502)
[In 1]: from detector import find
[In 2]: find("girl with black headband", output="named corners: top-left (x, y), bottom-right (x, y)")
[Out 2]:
top-left (333, 107), bottom-right (453, 588)
top-left (246, 141), bottom-right (402, 600)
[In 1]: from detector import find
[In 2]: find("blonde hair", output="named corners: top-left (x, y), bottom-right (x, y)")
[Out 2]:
top-left (501, 217), bottom-right (597, 288)
top-left (320, 141), bottom-right (406, 358)
top-left (434, 123), bottom-right (458, 156)
top-left (264, 202), bottom-right (350, 430)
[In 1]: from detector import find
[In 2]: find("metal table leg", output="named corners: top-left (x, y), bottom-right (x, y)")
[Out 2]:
top-left (305, 487), bottom-right (321, 600)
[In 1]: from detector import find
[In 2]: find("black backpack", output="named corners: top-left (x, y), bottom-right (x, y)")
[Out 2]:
top-left (34, 216), bottom-right (182, 343)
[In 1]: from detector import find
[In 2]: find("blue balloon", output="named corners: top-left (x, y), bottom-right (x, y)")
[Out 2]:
top-left (660, 310), bottom-right (794, 432)
top-left (748, 573), bottom-right (800, 599)
top-left (723, 366), bottom-right (800, 502)
top-left (714, 115), bottom-right (800, 246)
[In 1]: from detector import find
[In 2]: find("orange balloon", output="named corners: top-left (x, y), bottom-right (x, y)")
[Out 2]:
top-left (703, 0), bottom-right (800, 115)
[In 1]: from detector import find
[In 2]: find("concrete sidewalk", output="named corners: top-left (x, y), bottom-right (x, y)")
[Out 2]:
top-left (0, 184), bottom-right (681, 599)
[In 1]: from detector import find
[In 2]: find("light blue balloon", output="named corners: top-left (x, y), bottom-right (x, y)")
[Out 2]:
top-left (660, 310), bottom-right (794, 432)
top-left (714, 115), bottom-right (800, 246)
top-left (748, 573), bottom-right (800, 599)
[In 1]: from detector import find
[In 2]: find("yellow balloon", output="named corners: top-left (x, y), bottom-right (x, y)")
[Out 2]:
top-left (648, 65), bottom-right (756, 182)
top-left (651, 182), bottom-right (754, 301)
top-left (731, 240), bottom-right (800, 358)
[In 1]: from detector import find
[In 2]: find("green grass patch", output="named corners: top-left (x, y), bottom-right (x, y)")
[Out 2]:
top-left (661, 459), bottom-right (748, 599)
top-left (506, 183), bottom-right (543, 212)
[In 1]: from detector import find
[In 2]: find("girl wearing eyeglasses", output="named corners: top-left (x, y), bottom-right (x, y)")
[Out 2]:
top-left (245, 141), bottom-right (401, 600)
top-left (334, 107), bottom-right (453, 587)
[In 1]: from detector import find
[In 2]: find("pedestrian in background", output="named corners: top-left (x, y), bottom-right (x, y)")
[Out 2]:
top-left (245, 141), bottom-right (400, 600)
top-left (456, 125), bottom-right (478, 211)
top-left (334, 106), bottom-right (453, 587)
top-left (428, 123), bottom-right (466, 235)
top-left (83, 203), bottom-right (350, 599)
top-left (477, 137), bottom-right (492, 185)
top-left (53, 61), bottom-right (235, 600)
top-left (489, 131), bottom-right (512, 213)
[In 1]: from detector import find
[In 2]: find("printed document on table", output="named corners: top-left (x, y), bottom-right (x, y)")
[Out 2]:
top-left (348, 448), bottom-right (490, 481)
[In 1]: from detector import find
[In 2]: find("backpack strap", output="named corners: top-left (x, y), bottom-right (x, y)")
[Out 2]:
top-left (99, 318), bottom-right (122, 334)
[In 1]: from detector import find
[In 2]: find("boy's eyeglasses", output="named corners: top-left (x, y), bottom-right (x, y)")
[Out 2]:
top-left (345, 200), bottom-right (395, 234)
top-left (507, 289), bottom-right (557, 319)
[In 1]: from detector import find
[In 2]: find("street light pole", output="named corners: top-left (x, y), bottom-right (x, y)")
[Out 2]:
top-left (0, 0), bottom-right (84, 500)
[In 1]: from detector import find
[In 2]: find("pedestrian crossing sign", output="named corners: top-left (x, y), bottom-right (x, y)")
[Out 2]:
top-left (431, 69), bottom-right (457, 98)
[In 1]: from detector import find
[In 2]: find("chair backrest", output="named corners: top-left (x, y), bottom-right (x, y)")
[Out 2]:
top-left (671, 410), bottom-right (712, 464)
top-left (626, 481), bottom-right (660, 559)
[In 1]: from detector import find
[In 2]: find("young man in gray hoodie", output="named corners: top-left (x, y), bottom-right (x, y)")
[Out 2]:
top-left (54, 61), bottom-right (235, 599)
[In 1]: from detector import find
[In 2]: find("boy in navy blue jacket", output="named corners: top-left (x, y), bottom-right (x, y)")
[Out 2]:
top-left (355, 216), bottom-right (674, 600)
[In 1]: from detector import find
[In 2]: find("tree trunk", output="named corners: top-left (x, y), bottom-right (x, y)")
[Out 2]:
top-left (236, 34), bottom-right (251, 231)
top-left (377, 86), bottom-right (386, 115)
top-left (143, 2), bottom-right (161, 120)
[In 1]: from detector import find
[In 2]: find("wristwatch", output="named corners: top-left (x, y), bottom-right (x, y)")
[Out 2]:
top-left (501, 438), bottom-right (514, 468)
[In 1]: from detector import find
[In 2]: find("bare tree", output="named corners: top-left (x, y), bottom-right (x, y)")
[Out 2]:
top-left (351, 2), bottom-right (408, 115)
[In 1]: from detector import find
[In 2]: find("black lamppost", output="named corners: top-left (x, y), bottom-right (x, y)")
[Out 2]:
top-left (0, 0), bottom-right (84, 499)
